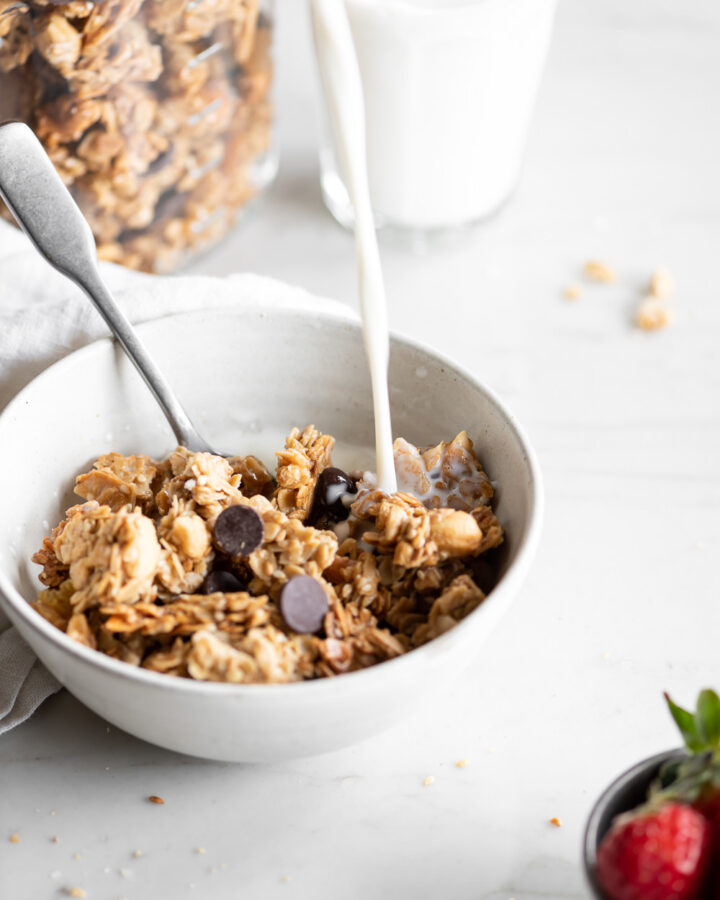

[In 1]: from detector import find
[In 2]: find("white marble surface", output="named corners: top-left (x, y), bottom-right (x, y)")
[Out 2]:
top-left (3, 0), bottom-right (720, 897)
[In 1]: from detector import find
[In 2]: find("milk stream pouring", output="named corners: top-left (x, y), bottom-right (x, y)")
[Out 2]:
top-left (310, 0), bottom-right (397, 494)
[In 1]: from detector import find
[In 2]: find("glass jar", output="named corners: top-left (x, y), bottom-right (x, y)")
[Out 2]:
top-left (0, 0), bottom-right (276, 272)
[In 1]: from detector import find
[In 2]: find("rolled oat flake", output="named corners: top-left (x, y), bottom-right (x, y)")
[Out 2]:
top-left (213, 506), bottom-right (264, 557)
top-left (279, 576), bottom-right (329, 634)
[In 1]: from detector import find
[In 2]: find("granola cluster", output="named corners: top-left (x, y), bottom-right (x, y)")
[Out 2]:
top-left (32, 427), bottom-right (504, 683)
top-left (0, 0), bottom-right (273, 272)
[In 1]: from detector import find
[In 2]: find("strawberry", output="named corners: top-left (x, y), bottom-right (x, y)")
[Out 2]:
top-left (596, 801), bottom-right (711, 900)
top-left (595, 689), bottom-right (720, 900)
top-left (661, 690), bottom-right (720, 899)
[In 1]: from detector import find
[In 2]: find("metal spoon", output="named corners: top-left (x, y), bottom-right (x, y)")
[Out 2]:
top-left (0, 121), bottom-right (214, 454)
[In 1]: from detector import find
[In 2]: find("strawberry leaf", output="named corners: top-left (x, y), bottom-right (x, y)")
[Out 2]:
top-left (665, 692), bottom-right (706, 753)
top-left (695, 689), bottom-right (720, 749)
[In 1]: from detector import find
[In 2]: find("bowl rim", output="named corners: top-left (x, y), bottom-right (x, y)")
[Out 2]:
top-left (582, 747), bottom-right (687, 898)
top-left (0, 302), bottom-right (544, 697)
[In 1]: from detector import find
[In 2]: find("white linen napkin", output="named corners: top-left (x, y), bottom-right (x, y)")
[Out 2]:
top-left (0, 220), bottom-right (342, 734)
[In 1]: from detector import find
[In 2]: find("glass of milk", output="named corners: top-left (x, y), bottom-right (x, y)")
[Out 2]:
top-left (317, 0), bottom-right (557, 235)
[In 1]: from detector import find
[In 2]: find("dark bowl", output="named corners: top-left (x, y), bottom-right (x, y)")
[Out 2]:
top-left (583, 748), bottom-right (687, 899)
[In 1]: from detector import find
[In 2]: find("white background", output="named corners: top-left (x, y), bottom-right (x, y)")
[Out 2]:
top-left (2, 0), bottom-right (720, 897)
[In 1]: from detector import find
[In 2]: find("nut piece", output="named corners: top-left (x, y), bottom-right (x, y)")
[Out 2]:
top-left (169, 515), bottom-right (210, 560)
top-left (429, 509), bottom-right (482, 558)
top-left (583, 260), bottom-right (616, 283)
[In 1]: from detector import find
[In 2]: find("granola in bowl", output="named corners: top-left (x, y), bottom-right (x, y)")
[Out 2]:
top-left (31, 426), bottom-right (504, 684)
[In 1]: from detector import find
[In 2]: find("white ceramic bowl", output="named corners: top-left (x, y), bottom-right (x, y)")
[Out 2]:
top-left (0, 293), bottom-right (542, 762)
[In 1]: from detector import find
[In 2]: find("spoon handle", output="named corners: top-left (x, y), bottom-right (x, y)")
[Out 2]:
top-left (0, 121), bottom-right (210, 453)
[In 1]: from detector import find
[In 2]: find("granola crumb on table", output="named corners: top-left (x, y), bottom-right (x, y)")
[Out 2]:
top-left (31, 426), bottom-right (504, 684)
top-left (583, 260), bottom-right (616, 283)
top-left (635, 295), bottom-right (674, 332)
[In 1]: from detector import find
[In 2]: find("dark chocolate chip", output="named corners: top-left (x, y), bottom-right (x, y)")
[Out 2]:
top-left (152, 188), bottom-right (187, 223)
top-left (202, 570), bottom-right (246, 595)
top-left (278, 576), bottom-right (329, 634)
top-left (213, 505), bottom-right (264, 557)
top-left (310, 467), bottom-right (357, 525)
top-left (147, 145), bottom-right (175, 176)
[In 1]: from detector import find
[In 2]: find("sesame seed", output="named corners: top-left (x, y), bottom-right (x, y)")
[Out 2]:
top-left (147, 795), bottom-right (165, 805)
top-left (9, 833), bottom-right (20, 844)
top-left (422, 776), bottom-right (434, 787)
top-left (454, 759), bottom-right (469, 769)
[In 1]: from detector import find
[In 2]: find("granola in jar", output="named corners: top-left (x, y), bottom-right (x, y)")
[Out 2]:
top-left (32, 427), bottom-right (505, 683)
top-left (0, 0), bottom-right (276, 272)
